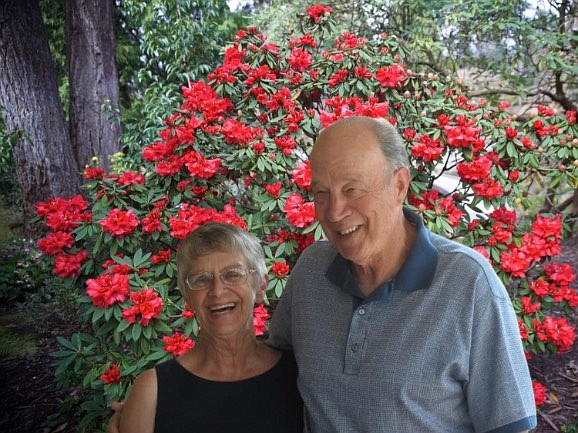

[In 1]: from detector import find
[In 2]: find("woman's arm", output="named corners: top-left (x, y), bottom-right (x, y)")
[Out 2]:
top-left (119, 368), bottom-right (157, 433)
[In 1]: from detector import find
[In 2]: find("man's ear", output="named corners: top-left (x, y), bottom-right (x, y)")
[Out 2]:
top-left (394, 167), bottom-right (411, 203)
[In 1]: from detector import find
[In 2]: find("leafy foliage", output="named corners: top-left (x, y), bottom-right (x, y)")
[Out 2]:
top-left (116, 0), bottom-right (248, 159)
top-left (33, 5), bottom-right (577, 430)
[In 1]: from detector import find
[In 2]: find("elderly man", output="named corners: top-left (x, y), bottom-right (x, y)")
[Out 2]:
top-left (267, 116), bottom-right (536, 433)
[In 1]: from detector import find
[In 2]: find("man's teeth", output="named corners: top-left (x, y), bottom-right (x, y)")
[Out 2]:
top-left (340, 226), bottom-right (358, 235)
top-left (210, 303), bottom-right (235, 312)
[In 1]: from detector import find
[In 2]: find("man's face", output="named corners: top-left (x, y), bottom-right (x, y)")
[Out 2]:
top-left (310, 121), bottom-right (407, 268)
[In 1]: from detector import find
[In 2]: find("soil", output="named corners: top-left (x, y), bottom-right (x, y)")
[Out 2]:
top-left (0, 236), bottom-right (576, 433)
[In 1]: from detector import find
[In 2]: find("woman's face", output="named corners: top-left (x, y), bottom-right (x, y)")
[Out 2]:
top-left (182, 250), bottom-right (262, 340)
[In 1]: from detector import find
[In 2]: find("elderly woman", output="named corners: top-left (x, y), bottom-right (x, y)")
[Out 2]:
top-left (118, 222), bottom-right (303, 433)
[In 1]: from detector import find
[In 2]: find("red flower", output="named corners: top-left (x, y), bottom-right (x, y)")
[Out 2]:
top-left (283, 193), bottom-right (316, 228)
top-left (152, 249), bottom-right (172, 264)
top-left (142, 209), bottom-right (162, 234)
top-left (274, 136), bottom-right (296, 156)
top-left (410, 135), bottom-right (444, 162)
top-left (290, 161), bottom-right (311, 191)
top-left (518, 320), bottom-right (529, 340)
top-left (521, 296), bottom-right (541, 314)
top-left (38, 231), bottom-right (75, 255)
top-left (122, 288), bottom-right (163, 326)
top-left (163, 332), bottom-right (195, 356)
top-left (375, 64), bottom-right (407, 88)
top-left (271, 261), bottom-right (290, 279)
top-left (490, 207), bottom-right (517, 224)
top-left (456, 155), bottom-right (492, 182)
top-left (544, 262), bottom-right (575, 287)
top-left (472, 177), bottom-right (503, 200)
top-left (328, 69), bottom-right (348, 87)
top-left (505, 127), bottom-right (519, 140)
top-left (532, 381), bottom-right (547, 407)
top-left (53, 250), bottom-right (89, 278)
top-left (499, 248), bottom-right (532, 278)
top-left (85, 166), bottom-right (105, 180)
top-left (253, 303), bottom-right (270, 336)
top-left (182, 302), bottom-right (195, 319)
top-left (86, 273), bottom-right (131, 308)
top-left (265, 182), bottom-right (282, 198)
top-left (288, 48), bottom-right (312, 72)
top-left (530, 279), bottom-right (551, 298)
top-left (307, 4), bottom-right (332, 22)
top-left (100, 365), bottom-right (121, 384)
top-left (117, 171), bottom-right (145, 186)
top-left (99, 209), bottom-right (139, 238)
top-left (444, 116), bottom-right (482, 150)
top-left (183, 151), bottom-right (221, 179)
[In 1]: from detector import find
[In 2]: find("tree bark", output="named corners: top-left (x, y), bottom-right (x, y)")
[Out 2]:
top-left (65, 0), bottom-right (121, 170)
top-left (0, 0), bottom-right (81, 234)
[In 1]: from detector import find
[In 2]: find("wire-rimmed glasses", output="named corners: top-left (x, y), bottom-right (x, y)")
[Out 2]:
top-left (185, 266), bottom-right (256, 291)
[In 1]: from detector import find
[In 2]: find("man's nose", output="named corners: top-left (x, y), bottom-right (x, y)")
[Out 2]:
top-left (325, 193), bottom-right (348, 222)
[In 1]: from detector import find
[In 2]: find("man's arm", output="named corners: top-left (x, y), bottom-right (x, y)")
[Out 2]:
top-left (107, 401), bottom-right (124, 433)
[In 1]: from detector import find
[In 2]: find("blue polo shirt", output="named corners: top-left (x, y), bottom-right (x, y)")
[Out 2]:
top-left (269, 209), bottom-right (537, 433)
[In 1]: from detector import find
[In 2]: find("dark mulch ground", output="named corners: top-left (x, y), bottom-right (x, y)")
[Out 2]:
top-left (0, 236), bottom-right (577, 433)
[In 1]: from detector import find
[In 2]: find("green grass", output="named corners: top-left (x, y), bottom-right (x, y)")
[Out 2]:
top-left (0, 315), bottom-right (38, 358)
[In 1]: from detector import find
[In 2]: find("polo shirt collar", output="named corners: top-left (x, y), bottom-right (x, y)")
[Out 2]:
top-left (326, 208), bottom-right (439, 300)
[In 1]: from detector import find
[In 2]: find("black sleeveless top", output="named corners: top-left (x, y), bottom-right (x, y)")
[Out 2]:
top-left (154, 351), bottom-right (303, 433)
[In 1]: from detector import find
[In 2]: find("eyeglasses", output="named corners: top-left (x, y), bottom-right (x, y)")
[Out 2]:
top-left (185, 267), bottom-right (256, 291)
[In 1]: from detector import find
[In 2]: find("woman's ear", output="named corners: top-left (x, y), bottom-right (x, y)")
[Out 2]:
top-left (255, 275), bottom-right (268, 304)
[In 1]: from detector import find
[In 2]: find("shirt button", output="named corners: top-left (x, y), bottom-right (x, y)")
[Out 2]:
top-left (351, 343), bottom-right (359, 352)
top-left (358, 308), bottom-right (365, 315)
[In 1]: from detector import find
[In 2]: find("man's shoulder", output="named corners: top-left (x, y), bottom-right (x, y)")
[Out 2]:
top-left (301, 239), bottom-right (336, 258)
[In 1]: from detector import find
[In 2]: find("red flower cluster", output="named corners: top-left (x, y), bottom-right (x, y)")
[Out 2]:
top-left (53, 250), bottom-right (89, 278)
top-left (35, 195), bottom-right (90, 232)
top-left (409, 190), bottom-right (464, 227)
top-left (534, 316), bottom-right (575, 353)
top-left (267, 229), bottom-right (315, 255)
top-left (169, 204), bottom-right (247, 239)
top-left (499, 215), bottom-right (563, 278)
top-left (122, 288), bottom-right (163, 326)
top-left (163, 332), bottom-right (195, 356)
top-left (38, 231), bottom-right (75, 255)
top-left (100, 364), bottom-right (121, 384)
top-left (444, 116), bottom-right (483, 151)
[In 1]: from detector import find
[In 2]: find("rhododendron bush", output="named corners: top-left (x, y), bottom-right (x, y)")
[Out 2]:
top-left (36, 5), bottom-right (577, 428)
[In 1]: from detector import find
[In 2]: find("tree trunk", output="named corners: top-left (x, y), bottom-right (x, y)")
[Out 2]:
top-left (65, 0), bottom-right (121, 170)
top-left (0, 0), bottom-right (81, 234)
